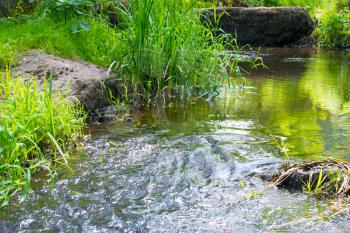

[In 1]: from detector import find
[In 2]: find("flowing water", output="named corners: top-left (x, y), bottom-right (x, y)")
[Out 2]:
top-left (1, 48), bottom-right (350, 232)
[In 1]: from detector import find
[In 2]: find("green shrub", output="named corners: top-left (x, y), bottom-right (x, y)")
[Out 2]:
top-left (317, 2), bottom-right (350, 48)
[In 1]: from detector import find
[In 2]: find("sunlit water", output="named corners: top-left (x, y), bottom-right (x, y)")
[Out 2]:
top-left (1, 48), bottom-right (350, 232)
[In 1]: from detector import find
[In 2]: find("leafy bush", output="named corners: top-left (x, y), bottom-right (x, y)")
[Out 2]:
top-left (317, 1), bottom-right (350, 48)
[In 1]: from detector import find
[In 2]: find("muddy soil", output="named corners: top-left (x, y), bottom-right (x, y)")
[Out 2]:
top-left (13, 52), bottom-right (120, 119)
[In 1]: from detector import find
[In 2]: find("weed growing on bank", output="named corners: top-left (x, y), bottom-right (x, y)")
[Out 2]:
top-left (112, 0), bottom-right (245, 102)
top-left (0, 70), bottom-right (86, 205)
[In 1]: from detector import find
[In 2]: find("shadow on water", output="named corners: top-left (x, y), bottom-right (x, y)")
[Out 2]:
top-left (1, 48), bottom-right (350, 232)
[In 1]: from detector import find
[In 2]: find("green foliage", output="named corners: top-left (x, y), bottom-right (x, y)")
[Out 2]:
top-left (317, 3), bottom-right (350, 48)
top-left (0, 70), bottom-right (86, 205)
top-left (0, 17), bottom-right (123, 67)
top-left (38, 0), bottom-right (94, 20)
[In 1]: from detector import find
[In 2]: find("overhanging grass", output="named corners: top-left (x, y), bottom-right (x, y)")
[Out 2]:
top-left (104, 0), bottom-right (248, 102)
top-left (0, 70), bottom-right (86, 205)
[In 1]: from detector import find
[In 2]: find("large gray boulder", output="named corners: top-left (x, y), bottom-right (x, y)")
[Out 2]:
top-left (200, 7), bottom-right (315, 46)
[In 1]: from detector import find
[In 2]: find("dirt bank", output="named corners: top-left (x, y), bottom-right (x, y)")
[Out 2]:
top-left (13, 52), bottom-right (119, 120)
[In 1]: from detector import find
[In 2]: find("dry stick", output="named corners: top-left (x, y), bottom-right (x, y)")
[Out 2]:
top-left (270, 167), bottom-right (298, 186)
top-left (337, 175), bottom-right (350, 195)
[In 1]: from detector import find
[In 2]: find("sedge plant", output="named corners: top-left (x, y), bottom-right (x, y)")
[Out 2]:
top-left (0, 69), bottom-right (86, 206)
top-left (109, 0), bottom-right (252, 103)
top-left (302, 168), bottom-right (327, 195)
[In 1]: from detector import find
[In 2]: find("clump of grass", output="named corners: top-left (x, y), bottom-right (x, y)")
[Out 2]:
top-left (110, 0), bottom-right (248, 103)
top-left (302, 167), bottom-right (327, 194)
top-left (0, 43), bottom-right (18, 68)
top-left (0, 69), bottom-right (86, 206)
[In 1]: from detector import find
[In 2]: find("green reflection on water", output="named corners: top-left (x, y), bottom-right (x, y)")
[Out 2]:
top-left (245, 49), bottom-right (350, 160)
top-left (101, 49), bottom-right (350, 161)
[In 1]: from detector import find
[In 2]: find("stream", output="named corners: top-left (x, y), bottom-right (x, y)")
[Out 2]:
top-left (1, 48), bottom-right (350, 232)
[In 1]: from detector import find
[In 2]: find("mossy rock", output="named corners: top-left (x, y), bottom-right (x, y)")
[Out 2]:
top-left (199, 7), bottom-right (315, 46)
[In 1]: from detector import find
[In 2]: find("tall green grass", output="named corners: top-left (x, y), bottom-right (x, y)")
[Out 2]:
top-left (0, 70), bottom-right (86, 205)
top-left (110, 0), bottom-right (247, 102)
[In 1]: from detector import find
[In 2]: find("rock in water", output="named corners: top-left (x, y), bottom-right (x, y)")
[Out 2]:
top-left (271, 160), bottom-right (350, 197)
top-left (199, 7), bottom-right (315, 46)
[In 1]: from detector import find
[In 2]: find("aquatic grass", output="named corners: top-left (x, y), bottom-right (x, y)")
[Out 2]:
top-left (273, 160), bottom-right (350, 197)
top-left (0, 70), bottom-right (86, 205)
top-left (302, 168), bottom-right (327, 194)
